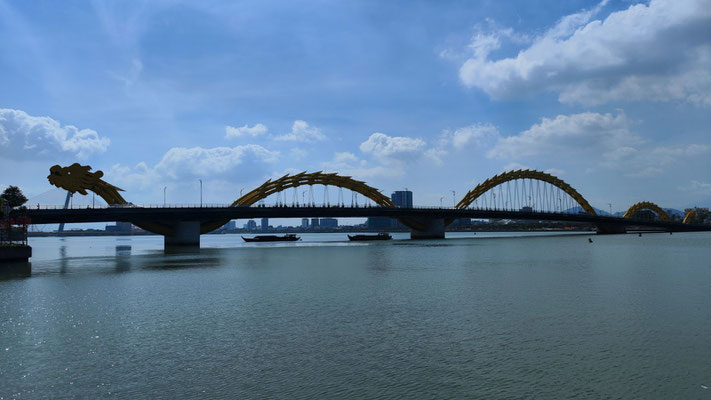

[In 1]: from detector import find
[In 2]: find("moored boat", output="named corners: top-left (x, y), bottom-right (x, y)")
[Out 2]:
top-left (242, 234), bottom-right (301, 242)
top-left (347, 232), bottom-right (392, 241)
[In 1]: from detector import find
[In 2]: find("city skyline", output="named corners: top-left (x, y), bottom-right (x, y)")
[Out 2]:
top-left (1, 0), bottom-right (710, 212)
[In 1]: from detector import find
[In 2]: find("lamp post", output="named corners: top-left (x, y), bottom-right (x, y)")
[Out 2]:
top-left (451, 190), bottom-right (455, 208)
top-left (440, 196), bottom-right (444, 208)
top-left (163, 186), bottom-right (167, 206)
top-left (199, 179), bottom-right (203, 207)
top-left (608, 203), bottom-right (612, 216)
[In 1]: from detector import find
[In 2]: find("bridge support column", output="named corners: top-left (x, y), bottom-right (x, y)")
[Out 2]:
top-left (596, 222), bottom-right (626, 235)
top-left (164, 221), bottom-right (201, 247)
top-left (409, 218), bottom-right (445, 239)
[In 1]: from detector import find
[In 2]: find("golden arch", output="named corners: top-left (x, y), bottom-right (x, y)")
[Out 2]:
top-left (623, 201), bottom-right (670, 221)
top-left (200, 171), bottom-right (397, 233)
top-left (455, 169), bottom-right (597, 216)
top-left (683, 209), bottom-right (696, 224)
top-left (232, 171), bottom-right (394, 207)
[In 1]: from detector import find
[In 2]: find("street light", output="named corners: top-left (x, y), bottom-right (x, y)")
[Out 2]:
top-left (163, 186), bottom-right (167, 206)
top-left (440, 196), bottom-right (444, 208)
top-left (451, 190), bottom-right (456, 208)
top-left (199, 179), bottom-right (203, 207)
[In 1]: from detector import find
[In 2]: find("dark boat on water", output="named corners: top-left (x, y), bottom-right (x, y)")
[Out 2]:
top-left (348, 233), bottom-right (392, 241)
top-left (242, 234), bottom-right (301, 242)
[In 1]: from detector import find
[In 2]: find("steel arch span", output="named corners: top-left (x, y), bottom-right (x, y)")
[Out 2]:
top-left (200, 171), bottom-right (399, 233)
top-left (683, 209), bottom-right (696, 224)
top-left (455, 169), bottom-right (597, 216)
top-left (231, 171), bottom-right (394, 207)
top-left (623, 201), bottom-right (670, 221)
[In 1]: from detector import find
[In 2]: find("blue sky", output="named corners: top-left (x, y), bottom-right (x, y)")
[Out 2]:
top-left (1, 0), bottom-right (710, 214)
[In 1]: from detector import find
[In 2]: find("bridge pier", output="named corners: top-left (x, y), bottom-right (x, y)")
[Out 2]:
top-left (596, 222), bottom-right (627, 235)
top-left (409, 218), bottom-right (445, 239)
top-left (164, 221), bottom-right (201, 247)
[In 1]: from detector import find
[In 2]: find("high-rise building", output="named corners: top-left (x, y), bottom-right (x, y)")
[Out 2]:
top-left (245, 220), bottom-right (257, 230)
top-left (310, 218), bottom-right (320, 229)
top-left (301, 218), bottom-right (309, 228)
top-left (261, 218), bottom-right (269, 231)
top-left (387, 190), bottom-right (413, 229)
top-left (320, 218), bottom-right (338, 229)
top-left (391, 190), bottom-right (413, 208)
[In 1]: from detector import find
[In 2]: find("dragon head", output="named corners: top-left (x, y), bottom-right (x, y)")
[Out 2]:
top-left (47, 163), bottom-right (107, 195)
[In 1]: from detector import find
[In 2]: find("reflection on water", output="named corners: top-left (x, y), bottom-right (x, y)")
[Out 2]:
top-left (2, 232), bottom-right (711, 398)
top-left (59, 242), bottom-right (68, 274)
top-left (0, 261), bottom-right (31, 279)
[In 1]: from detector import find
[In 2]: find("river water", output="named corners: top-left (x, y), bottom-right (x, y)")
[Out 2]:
top-left (2, 232), bottom-right (711, 399)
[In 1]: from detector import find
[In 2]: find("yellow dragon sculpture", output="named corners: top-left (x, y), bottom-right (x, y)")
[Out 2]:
top-left (47, 163), bottom-right (173, 235)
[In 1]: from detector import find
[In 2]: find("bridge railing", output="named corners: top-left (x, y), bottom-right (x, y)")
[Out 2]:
top-left (26, 202), bottom-right (603, 215)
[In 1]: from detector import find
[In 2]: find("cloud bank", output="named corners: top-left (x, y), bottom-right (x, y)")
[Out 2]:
top-left (0, 108), bottom-right (110, 159)
top-left (107, 144), bottom-right (279, 189)
top-left (490, 111), bottom-right (711, 176)
top-left (459, 0), bottom-right (711, 106)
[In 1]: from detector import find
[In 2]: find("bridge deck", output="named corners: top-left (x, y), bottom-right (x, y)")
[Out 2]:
top-left (14, 206), bottom-right (711, 232)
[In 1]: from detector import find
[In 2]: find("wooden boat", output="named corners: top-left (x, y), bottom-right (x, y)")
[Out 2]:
top-left (348, 233), bottom-right (392, 241)
top-left (242, 234), bottom-right (301, 242)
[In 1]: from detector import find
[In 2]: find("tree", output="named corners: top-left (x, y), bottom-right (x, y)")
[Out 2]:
top-left (1, 186), bottom-right (28, 208)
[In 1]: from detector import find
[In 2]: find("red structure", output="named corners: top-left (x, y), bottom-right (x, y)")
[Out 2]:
top-left (1, 216), bottom-right (30, 246)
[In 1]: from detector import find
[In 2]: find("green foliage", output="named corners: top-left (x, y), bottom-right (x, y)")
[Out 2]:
top-left (1, 186), bottom-right (28, 208)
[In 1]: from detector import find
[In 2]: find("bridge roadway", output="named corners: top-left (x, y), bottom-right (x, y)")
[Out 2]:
top-left (17, 205), bottom-right (710, 233)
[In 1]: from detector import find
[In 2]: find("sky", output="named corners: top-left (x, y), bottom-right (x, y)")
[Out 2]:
top-left (1, 0), bottom-right (711, 216)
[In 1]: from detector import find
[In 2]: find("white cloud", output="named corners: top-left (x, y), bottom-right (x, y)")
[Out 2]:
top-left (154, 145), bottom-right (278, 180)
top-left (458, 0), bottom-right (711, 106)
top-left (685, 180), bottom-right (711, 195)
top-left (332, 151), bottom-right (359, 165)
top-left (359, 132), bottom-right (427, 161)
top-left (606, 144), bottom-right (711, 176)
top-left (321, 151), bottom-right (400, 179)
top-left (446, 123), bottom-right (499, 148)
top-left (489, 111), bottom-right (640, 159)
top-left (225, 123), bottom-right (268, 139)
top-left (276, 120), bottom-right (324, 142)
top-left (490, 111), bottom-right (711, 177)
top-left (107, 144), bottom-right (279, 189)
top-left (0, 108), bottom-right (110, 159)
